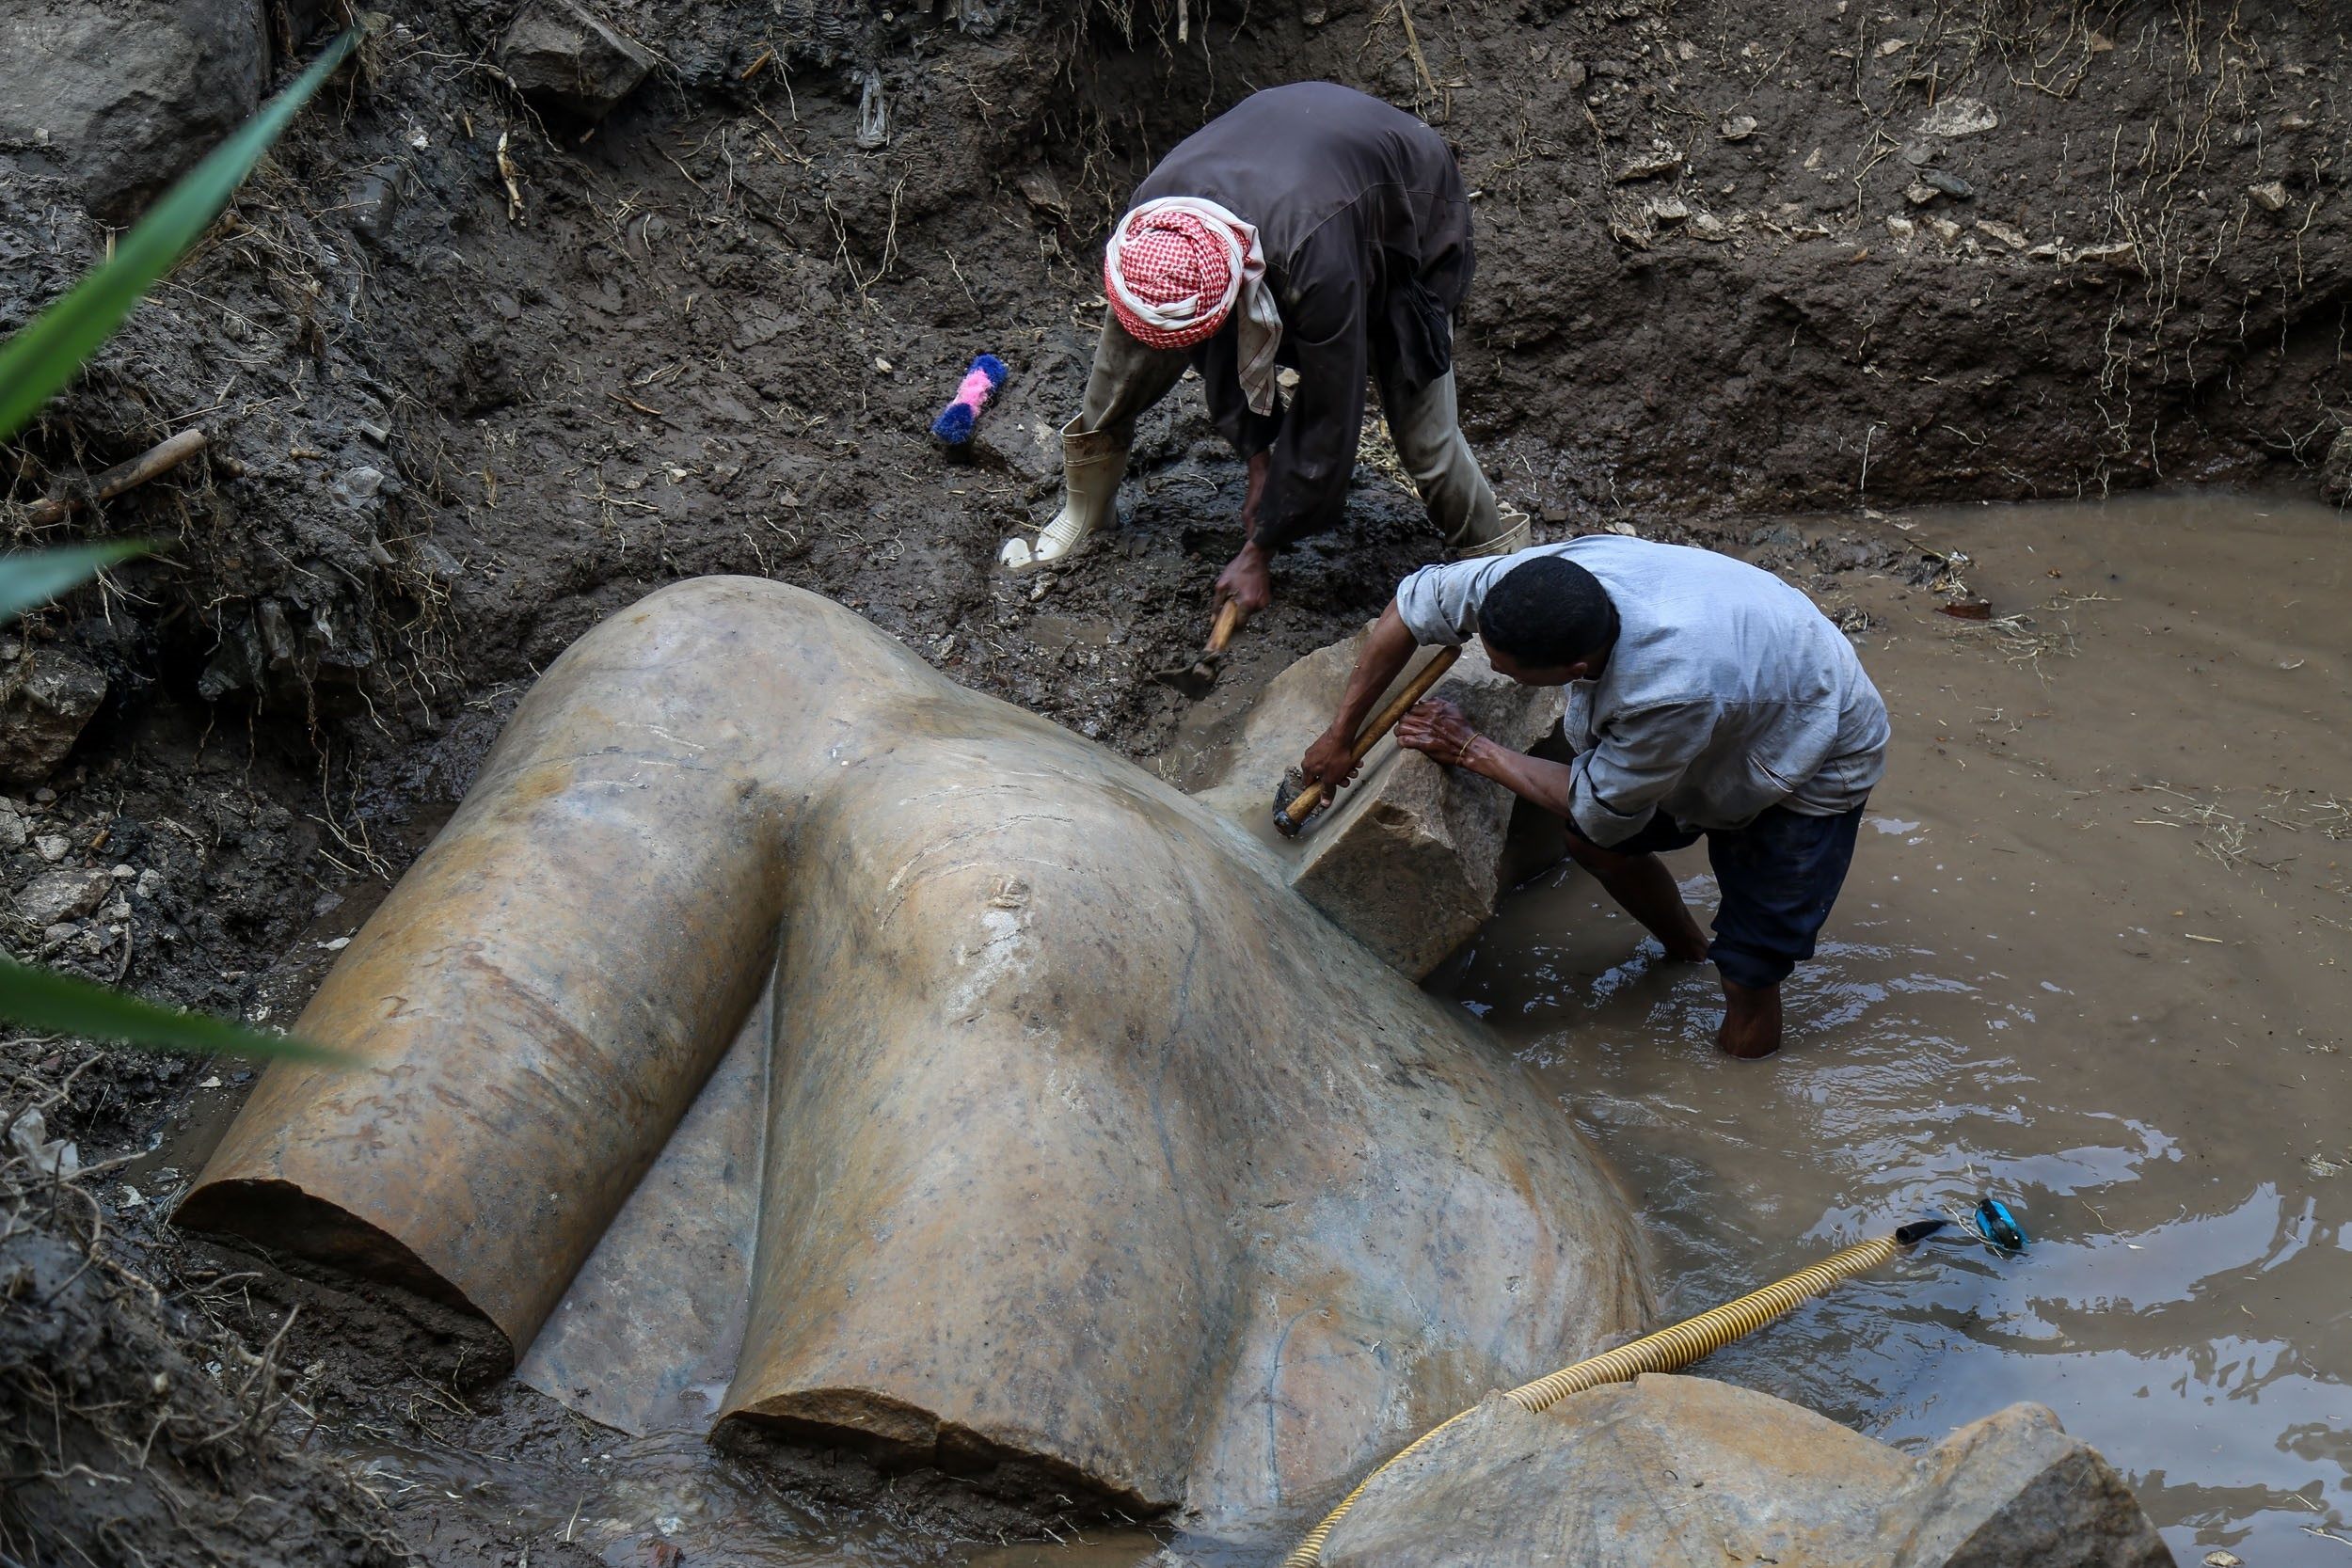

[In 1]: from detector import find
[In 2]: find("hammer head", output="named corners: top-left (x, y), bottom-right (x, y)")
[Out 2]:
top-left (1270, 767), bottom-right (1322, 837)
top-left (1150, 649), bottom-right (1226, 698)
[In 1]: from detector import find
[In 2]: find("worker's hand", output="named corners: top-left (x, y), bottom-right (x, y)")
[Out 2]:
top-left (1300, 722), bottom-right (1362, 792)
top-left (1395, 698), bottom-right (1483, 768)
top-left (1215, 541), bottom-right (1274, 615)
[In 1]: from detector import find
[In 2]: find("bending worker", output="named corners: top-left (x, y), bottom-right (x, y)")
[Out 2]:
top-left (998, 81), bottom-right (1528, 606)
top-left (1300, 537), bottom-right (1889, 1058)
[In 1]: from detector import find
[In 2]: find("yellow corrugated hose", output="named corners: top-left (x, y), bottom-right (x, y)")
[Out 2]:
top-left (1279, 1219), bottom-right (1949, 1568)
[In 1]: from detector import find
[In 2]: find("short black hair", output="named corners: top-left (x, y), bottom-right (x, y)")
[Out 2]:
top-left (1478, 555), bottom-right (1618, 668)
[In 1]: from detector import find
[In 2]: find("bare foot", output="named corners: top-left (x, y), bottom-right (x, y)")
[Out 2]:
top-left (1716, 977), bottom-right (1783, 1058)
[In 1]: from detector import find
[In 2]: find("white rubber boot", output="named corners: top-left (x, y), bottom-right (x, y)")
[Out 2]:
top-left (999, 420), bottom-right (1129, 574)
top-left (1445, 500), bottom-right (1533, 561)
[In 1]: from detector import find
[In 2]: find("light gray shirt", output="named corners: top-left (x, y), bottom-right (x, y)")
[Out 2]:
top-left (1394, 537), bottom-right (1889, 847)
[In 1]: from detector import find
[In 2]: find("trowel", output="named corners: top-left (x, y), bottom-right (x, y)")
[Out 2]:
top-left (1272, 644), bottom-right (1463, 836)
top-left (1152, 598), bottom-right (1248, 698)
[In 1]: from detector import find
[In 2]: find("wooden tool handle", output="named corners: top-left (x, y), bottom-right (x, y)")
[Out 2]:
top-left (1283, 644), bottom-right (1466, 825)
top-left (1349, 644), bottom-right (1462, 766)
top-left (1205, 597), bottom-right (1246, 656)
top-left (24, 429), bottom-right (209, 528)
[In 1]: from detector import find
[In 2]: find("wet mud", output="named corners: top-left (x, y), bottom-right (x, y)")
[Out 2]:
top-left (1438, 494), bottom-right (2350, 1565)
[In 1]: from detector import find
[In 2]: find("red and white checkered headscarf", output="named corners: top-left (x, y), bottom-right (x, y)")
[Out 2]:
top-left (1104, 197), bottom-right (1284, 414)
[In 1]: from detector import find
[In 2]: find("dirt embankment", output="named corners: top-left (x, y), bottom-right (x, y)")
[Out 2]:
top-left (0, 0), bottom-right (2346, 1560)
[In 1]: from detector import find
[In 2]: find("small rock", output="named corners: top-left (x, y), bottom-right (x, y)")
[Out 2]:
top-left (1976, 219), bottom-right (2030, 250)
top-left (343, 163), bottom-right (405, 249)
top-left (1915, 96), bottom-right (1999, 138)
top-left (0, 0), bottom-right (268, 219)
top-left (1718, 115), bottom-right (1757, 142)
top-left (1922, 167), bottom-right (1976, 199)
top-left (40, 923), bottom-right (75, 948)
top-left (420, 541), bottom-right (468, 582)
top-left (498, 0), bottom-right (654, 120)
top-left (109, 863), bottom-right (135, 879)
top-left (1885, 215), bottom-right (1916, 240)
top-left (1904, 182), bottom-right (1941, 207)
top-left (1646, 195), bottom-right (1691, 225)
top-left (2319, 428), bottom-right (2352, 503)
top-left (2280, 112), bottom-right (2312, 133)
top-left (1613, 140), bottom-right (1684, 182)
top-left (1901, 141), bottom-right (1936, 167)
top-left (15, 865), bottom-right (111, 926)
top-left (135, 868), bottom-right (165, 900)
top-left (2069, 240), bottom-right (2138, 269)
top-left (1688, 212), bottom-right (1730, 242)
top-left (0, 648), bottom-right (109, 785)
top-left (1924, 215), bottom-right (1962, 244)
top-left (2249, 181), bottom-right (2290, 213)
top-left (1017, 168), bottom-right (1070, 219)
top-left (35, 835), bottom-right (69, 864)
top-left (0, 805), bottom-right (25, 850)
top-left (6, 1108), bottom-right (77, 1179)
top-left (2201, 1554), bottom-right (2242, 1568)
top-left (338, 466), bottom-right (386, 504)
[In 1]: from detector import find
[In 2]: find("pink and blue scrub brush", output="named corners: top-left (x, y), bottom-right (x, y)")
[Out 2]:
top-left (930, 354), bottom-right (1008, 445)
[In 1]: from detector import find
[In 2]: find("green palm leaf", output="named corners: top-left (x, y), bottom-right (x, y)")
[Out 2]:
top-left (0, 541), bottom-right (151, 625)
top-left (0, 957), bottom-right (349, 1064)
top-left (0, 28), bottom-right (358, 442)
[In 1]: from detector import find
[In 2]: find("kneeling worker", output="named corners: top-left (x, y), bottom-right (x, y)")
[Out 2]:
top-left (999, 81), bottom-right (1528, 608)
top-left (1299, 537), bottom-right (1889, 1058)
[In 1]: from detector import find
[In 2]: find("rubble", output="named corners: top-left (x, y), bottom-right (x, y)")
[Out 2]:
top-left (0, 0), bottom-right (265, 217)
top-left (498, 0), bottom-right (657, 120)
top-left (0, 646), bottom-right (107, 784)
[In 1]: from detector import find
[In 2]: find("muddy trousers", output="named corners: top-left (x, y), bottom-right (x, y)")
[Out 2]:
top-left (1073, 320), bottom-right (1516, 554)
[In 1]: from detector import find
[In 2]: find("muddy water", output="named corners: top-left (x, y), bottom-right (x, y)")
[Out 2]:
top-left (1435, 496), bottom-right (2351, 1564)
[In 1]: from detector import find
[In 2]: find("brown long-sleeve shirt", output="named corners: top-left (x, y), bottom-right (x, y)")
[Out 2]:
top-left (1130, 82), bottom-right (1475, 550)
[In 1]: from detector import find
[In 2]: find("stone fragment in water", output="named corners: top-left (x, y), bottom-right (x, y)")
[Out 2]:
top-left (1190, 626), bottom-right (1567, 980)
top-left (497, 0), bottom-right (654, 120)
top-left (1319, 1375), bottom-right (2171, 1568)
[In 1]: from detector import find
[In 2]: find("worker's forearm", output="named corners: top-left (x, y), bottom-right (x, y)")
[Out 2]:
top-left (1459, 738), bottom-right (1580, 820)
top-left (1327, 602), bottom-right (1420, 737)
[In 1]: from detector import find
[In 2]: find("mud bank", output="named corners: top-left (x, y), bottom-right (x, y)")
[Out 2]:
top-left (1442, 494), bottom-right (2350, 1565)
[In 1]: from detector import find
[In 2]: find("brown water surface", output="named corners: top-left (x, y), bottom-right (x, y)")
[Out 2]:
top-left (1434, 495), bottom-right (2351, 1564)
